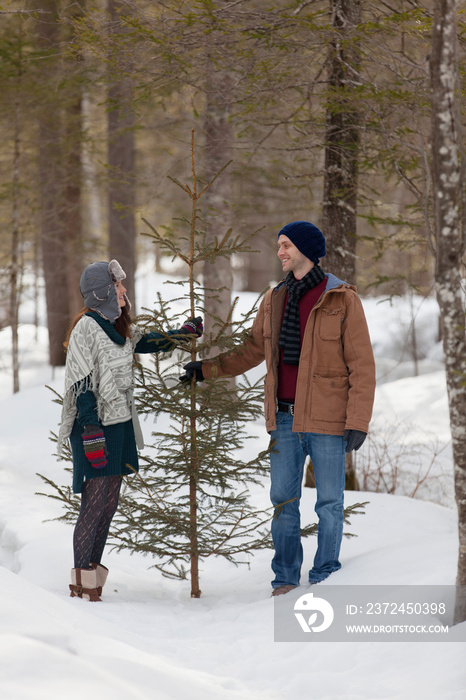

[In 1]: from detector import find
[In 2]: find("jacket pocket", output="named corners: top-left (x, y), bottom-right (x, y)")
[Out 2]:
top-left (310, 374), bottom-right (349, 422)
top-left (319, 308), bottom-right (343, 340)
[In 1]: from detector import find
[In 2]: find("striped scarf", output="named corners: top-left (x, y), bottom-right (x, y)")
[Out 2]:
top-left (279, 265), bottom-right (326, 365)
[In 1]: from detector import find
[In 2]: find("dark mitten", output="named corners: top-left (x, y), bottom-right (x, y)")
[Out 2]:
top-left (82, 425), bottom-right (108, 469)
top-left (179, 361), bottom-right (204, 383)
top-left (180, 316), bottom-right (203, 338)
top-left (343, 429), bottom-right (367, 453)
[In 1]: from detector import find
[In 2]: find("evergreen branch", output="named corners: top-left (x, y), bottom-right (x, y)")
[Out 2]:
top-left (202, 507), bottom-right (271, 558)
top-left (343, 501), bottom-right (369, 524)
top-left (167, 174), bottom-right (192, 196)
top-left (35, 473), bottom-right (80, 523)
top-left (210, 296), bottom-right (239, 345)
top-left (273, 497), bottom-right (297, 520)
top-left (124, 465), bottom-right (182, 527)
top-left (46, 384), bottom-right (63, 405)
top-left (141, 218), bottom-right (190, 264)
top-left (197, 159), bottom-right (233, 200)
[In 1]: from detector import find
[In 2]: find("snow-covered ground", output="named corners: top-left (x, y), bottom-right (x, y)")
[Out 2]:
top-left (0, 267), bottom-right (464, 700)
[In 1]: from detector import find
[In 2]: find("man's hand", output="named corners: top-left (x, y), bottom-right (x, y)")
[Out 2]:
top-left (179, 361), bottom-right (204, 383)
top-left (343, 429), bottom-right (367, 453)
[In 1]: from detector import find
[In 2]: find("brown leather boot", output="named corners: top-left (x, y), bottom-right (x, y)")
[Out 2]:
top-left (90, 562), bottom-right (109, 596)
top-left (69, 568), bottom-right (102, 601)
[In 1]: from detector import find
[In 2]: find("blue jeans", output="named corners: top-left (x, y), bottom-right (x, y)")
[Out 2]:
top-left (269, 410), bottom-right (345, 587)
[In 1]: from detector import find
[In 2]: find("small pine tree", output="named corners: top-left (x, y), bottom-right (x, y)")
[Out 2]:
top-left (112, 131), bottom-right (271, 597)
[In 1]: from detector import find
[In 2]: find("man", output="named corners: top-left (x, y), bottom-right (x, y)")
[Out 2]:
top-left (181, 220), bottom-right (376, 596)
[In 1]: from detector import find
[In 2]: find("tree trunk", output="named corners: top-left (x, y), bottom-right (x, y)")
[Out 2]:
top-left (202, 48), bottom-right (233, 349)
top-left (10, 65), bottom-right (21, 393)
top-left (36, 0), bottom-right (69, 367)
top-left (63, 2), bottom-right (86, 317)
top-left (63, 91), bottom-right (85, 318)
top-left (322, 0), bottom-right (361, 286)
top-left (429, 0), bottom-right (466, 624)
top-left (189, 405), bottom-right (201, 599)
top-left (245, 226), bottom-right (281, 292)
top-left (107, 0), bottom-right (136, 309)
top-left (322, 0), bottom-right (361, 489)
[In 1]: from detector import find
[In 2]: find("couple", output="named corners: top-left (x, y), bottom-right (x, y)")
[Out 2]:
top-left (58, 220), bottom-right (375, 601)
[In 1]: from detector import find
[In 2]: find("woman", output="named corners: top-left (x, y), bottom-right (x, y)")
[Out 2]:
top-left (57, 259), bottom-right (202, 601)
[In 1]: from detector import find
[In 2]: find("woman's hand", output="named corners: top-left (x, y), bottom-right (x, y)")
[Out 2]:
top-left (82, 425), bottom-right (108, 469)
top-left (180, 316), bottom-right (203, 338)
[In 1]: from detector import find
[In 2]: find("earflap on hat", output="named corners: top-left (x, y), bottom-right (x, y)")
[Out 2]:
top-left (109, 259), bottom-right (131, 313)
top-left (108, 259), bottom-right (126, 283)
top-left (122, 292), bottom-right (131, 313)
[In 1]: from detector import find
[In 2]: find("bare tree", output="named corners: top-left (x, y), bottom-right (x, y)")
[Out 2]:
top-left (322, 0), bottom-right (361, 285)
top-left (107, 0), bottom-right (136, 308)
top-left (322, 0), bottom-right (362, 489)
top-left (9, 41), bottom-right (22, 393)
top-left (62, 92), bottom-right (85, 318)
top-left (202, 44), bottom-right (234, 348)
top-left (429, 0), bottom-right (466, 623)
top-left (36, 0), bottom-right (70, 367)
top-left (62, 1), bottom-right (86, 317)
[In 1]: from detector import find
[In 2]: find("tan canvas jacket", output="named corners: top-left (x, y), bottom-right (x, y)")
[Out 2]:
top-left (202, 274), bottom-right (376, 435)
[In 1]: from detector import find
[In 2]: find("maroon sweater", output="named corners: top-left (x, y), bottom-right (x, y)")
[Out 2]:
top-left (277, 277), bottom-right (327, 402)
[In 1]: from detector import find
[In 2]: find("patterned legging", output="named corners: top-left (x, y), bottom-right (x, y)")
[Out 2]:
top-left (73, 475), bottom-right (122, 569)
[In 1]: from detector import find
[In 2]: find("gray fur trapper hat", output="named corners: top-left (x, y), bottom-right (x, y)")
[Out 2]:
top-left (79, 259), bottom-right (130, 322)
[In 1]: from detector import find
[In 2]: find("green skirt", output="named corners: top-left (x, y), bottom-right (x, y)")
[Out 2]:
top-left (70, 418), bottom-right (139, 494)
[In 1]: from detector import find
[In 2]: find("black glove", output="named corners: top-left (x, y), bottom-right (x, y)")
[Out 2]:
top-left (179, 361), bottom-right (204, 383)
top-left (343, 429), bottom-right (367, 453)
top-left (180, 316), bottom-right (203, 338)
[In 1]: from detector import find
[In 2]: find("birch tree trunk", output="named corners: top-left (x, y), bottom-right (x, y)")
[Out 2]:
top-left (429, 0), bottom-right (466, 624)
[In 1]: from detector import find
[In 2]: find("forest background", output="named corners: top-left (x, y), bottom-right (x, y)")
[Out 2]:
top-left (2, 0), bottom-right (460, 362)
top-left (1, 0), bottom-right (466, 613)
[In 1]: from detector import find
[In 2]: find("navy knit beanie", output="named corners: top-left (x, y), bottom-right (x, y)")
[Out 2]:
top-left (278, 221), bottom-right (326, 264)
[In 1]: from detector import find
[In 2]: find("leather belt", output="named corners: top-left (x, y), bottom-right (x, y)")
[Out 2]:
top-left (277, 402), bottom-right (295, 415)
